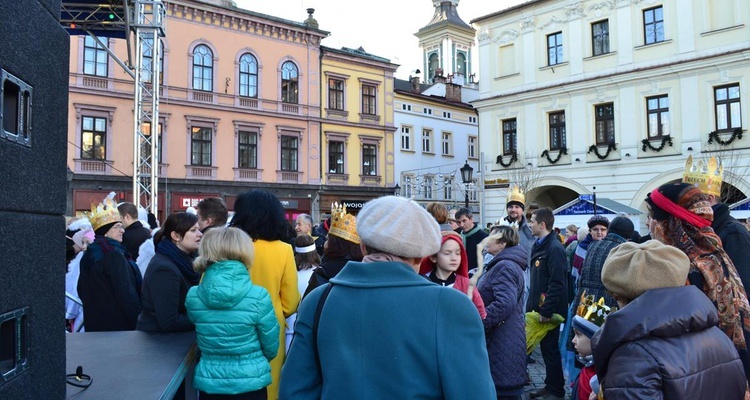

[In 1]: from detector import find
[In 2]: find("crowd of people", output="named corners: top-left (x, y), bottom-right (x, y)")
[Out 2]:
top-left (62, 156), bottom-right (750, 399)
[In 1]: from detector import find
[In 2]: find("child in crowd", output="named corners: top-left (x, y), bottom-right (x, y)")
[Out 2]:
top-left (285, 234), bottom-right (320, 353)
top-left (571, 293), bottom-right (613, 400)
top-left (186, 227), bottom-right (280, 400)
top-left (420, 231), bottom-right (486, 318)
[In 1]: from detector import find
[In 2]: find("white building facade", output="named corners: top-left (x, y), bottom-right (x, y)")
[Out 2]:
top-left (472, 0), bottom-right (750, 229)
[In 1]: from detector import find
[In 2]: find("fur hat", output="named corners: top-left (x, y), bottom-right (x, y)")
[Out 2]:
top-left (587, 215), bottom-right (610, 229)
top-left (608, 216), bottom-right (634, 239)
top-left (357, 196), bottom-right (441, 258)
top-left (602, 240), bottom-right (690, 301)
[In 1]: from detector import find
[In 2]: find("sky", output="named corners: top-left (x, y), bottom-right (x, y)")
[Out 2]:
top-left (233, 0), bottom-right (525, 80)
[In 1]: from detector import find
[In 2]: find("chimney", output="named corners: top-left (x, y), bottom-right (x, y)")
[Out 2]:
top-left (411, 76), bottom-right (420, 92)
top-left (445, 83), bottom-right (462, 102)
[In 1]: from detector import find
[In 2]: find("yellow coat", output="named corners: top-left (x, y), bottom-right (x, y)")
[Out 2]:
top-left (248, 239), bottom-right (300, 400)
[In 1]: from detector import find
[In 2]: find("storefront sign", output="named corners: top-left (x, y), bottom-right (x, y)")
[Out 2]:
top-left (280, 200), bottom-right (299, 209)
top-left (341, 200), bottom-right (368, 210)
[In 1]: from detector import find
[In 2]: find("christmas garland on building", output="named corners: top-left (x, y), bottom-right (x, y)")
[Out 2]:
top-left (496, 152), bottom-right (518, 168)
top-left (587, 143), bottom-right (617, 160)
top-left (708, 128), bottom-right (743, 145)
top-left (641, 135), bottom-right (673, 152)
top-left (540, 147), bottom-right (567, 164)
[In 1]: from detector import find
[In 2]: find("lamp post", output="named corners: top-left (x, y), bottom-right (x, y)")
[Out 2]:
top-left (460, 160), bottom-right (474, 209)
top-left (393, 183), bottom-right (400, 196)
top-left (593, 186), bottom-right (598, 216)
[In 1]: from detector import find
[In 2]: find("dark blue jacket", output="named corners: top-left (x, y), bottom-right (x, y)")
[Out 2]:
top-left (280, 261), bottom-right (496, 400)
top-left (526, 233), bottom-right (568, 317)
top-left (478, 245), bottom-right (528, 393)
top-left (712, 203), bottom-right (750, 290)
top-left (592, 286), bottom-right (746, 399)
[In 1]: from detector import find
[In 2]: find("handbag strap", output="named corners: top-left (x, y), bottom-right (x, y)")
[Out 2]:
top-left (313, 283), bottom-right (333, 369)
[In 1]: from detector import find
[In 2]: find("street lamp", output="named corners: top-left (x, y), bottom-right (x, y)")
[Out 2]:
top-left (393, 183), bottom-right (401, 196)
top-left (460, 160), bottom-right (474, 209)
top-left (593, 186), bottom-right (598, 216)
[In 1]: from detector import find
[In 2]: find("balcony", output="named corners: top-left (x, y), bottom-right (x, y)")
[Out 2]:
top-left (326, 173), bottom-right (349, 185)
top-left (192, 91), bottom-right (213, 103)
top-left (74, 158), bottom-right (112, 174)
top-left (81, 76), bottom-right (108, 89)
top-left (326, 108), bottom-right (349, 119)
top-left (277, 170), bottom-right (302, 183)
top-left (239, 97), bottom-right (259, 108)
top-left (234, 168), bottom-right (262, 182)
top-left (137, 164), bottom-right (168, 177)
top-left (360, 174), bottom-right (382, 186)
top-left (281, 103), bottom-right (299, 114)
top-left (359, 113), bottom-right (381, 123)
top-left (185, 165), bottom-right (217, 179)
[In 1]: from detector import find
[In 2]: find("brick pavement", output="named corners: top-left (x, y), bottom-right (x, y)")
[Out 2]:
top-left (524, 347), bottom-right (573, 400)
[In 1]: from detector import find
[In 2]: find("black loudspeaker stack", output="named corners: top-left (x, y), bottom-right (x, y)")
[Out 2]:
top-left (0, 0), bottom-right (69, 398)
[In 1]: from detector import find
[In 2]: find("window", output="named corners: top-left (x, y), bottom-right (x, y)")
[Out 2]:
top-left (402, 103), bottom-right (412, 111)
top-left (424, 177), bottom-right (433, 199)
top-left (422, 129), bottom-right (432, 153)
top-left (362, 144), bottom-right (377, 175)
top-left (280, 135), bottom-right (298, 171)
top-left (443, 111), bottom-right (452, 119)
top-left (238, 130), bottom-right (257, 168)
top-left (404, 177), bottom-right (413, 198)
top-left (83, 36), bottom-right (108, 77)
top-left (401, 126), bottom-right (412, 150)
top-left (468, 136), bottom-right (477, 159)
top-left (643, 6), bottom-right (664, 45)
top-left (444, 178), bottom-right (453, 200)
top-left (239, 53), bottom-right (258, 98)
top-left (592, 20), bottom-right (609, 56)
top-left (362, 85), bottom-right (376, 115)
top-left (281, 61), bottom-right (298, 104)
top-left (423, 108), bottom-right (432, 115)
top-left (191, 126), bottom-right (212, 166)
top-left (469, 116), bottom-right (477, 124)
top-left (81, 116), bottom-right (107, 159)
top-left (715, 84), bottom-right (742, 131)
top-left (328, 141), bottom-right (344, 174)
top-left (328, 78), bottom-right (344, 110)
top-left (192, 45), bottom-right (213, 92)
top-left (428, 53), bottom-right (439, 83)
top-left (442, 132), bottom-right (452, 155)
top-left (547, 32), bottom-right (563, 66)
top-left (502, 119), bottom-right (517, 155)
top-left (646, 95), bottom-right (670, 139)
top-left (140, 122), bottom-right (162, 163)
top-left (595, 103), bottom-right (615, 145)
top-left (142, 38), bottom-right (164, 83)
top-left (456, 51), bottom-right (467, 76)
top-left (549, 112), bottom-right (566, 151)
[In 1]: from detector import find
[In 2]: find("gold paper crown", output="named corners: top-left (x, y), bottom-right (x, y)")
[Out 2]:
top-left (87, 197), bottom-right (122, 231)
top-left (329, 202), bottom-right (360, 245)
top-left (682, 155), bottom-right (723, 197)
top-left (506, 185), bottom-right (525, 206)
top-left (576, 292), bottom-right (615, 328)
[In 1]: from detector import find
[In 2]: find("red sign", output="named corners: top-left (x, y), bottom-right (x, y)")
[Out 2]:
top-left (171, 193), bottom-right (221, 211)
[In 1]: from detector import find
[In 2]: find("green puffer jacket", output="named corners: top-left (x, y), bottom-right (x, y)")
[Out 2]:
top-left (186, 260), bottom-right (279, 395)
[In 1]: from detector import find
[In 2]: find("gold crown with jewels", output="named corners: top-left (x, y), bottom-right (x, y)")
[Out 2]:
top-left (88, 197), bottom-right (122, 231)
top-left (576, 292), bottom-right (614, 327)
top-left (682, 155), bottom-right (723, 197)
top-left (506, 185), bottom-right (525, 206)
top-left (329, 202), bottom-right (360, 245)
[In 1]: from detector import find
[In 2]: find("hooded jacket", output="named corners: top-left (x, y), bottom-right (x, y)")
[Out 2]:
top-left (185, 260), bottom-right (279, 395)
top-left (592, 285), bottom-right (746, 400)
top-left (712, 203), bottom-right (750, 290)
top-left (419, 233), bottom-right (486, 319)
top-left (477, 244), bottom-right (528, 394)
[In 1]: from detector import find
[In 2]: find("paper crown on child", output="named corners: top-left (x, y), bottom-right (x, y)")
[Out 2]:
top-left (87, 197), bottom-right (122, 231)
top-left (328, 202), bottom-right (360, 245)
top-left (572, 293), bottom-right (615, 338)
top-left (682, 155), bottom-right (723, 197)
top-left (506, 185), bottom-right (526, 209)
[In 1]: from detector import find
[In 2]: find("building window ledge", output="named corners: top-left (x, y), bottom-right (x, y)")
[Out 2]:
top-left (326, 108), bottom-right (349, 119)
top-left (326, 173), bottom-right (349, 185)
top-left (74, 158), bottom-right (113, 174)
top-left (359, 175), bottom-right (382, 186)
top-left (583, 51), bottom-right (617, 61)
top-left (277, 170), bottom-right (302, 183)
top-left (359, 113), bottom-right (380, 123)
top-left (634, 39), bottom-right (673, 50)
top-left (186, 165), bottom-right (217, 179)
top-left (539, 61), bottom-right (569, 71)
top-left (233, 167), bottom-right (262, 182)
top-left (701, 24), bottom-right (745, 37)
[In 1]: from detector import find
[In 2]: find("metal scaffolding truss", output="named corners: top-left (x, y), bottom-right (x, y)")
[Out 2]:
top-left (62, 0), bottom-right (165, 216)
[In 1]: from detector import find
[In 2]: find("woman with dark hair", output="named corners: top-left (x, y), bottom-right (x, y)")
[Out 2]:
top-left (303, 207), bottom-right (363, 296)
top-left (646, 182), bottom-right (750, 379)
top-left (477, 225), bottom-right (527, 400)
top-left (137, 212), bottom-right (202, 332)
top-left (230, 189), bottom-right (299, 400)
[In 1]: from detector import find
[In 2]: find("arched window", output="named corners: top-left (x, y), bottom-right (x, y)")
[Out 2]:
top-left (456, 52), bottom-right (467, 76)
top-left (428, 53), bottom-right (439, 83)
top-left (281, 61), bottom-right (298, 103)
top-left (192, 44), bottom-right (213, 92)
top-left (239, 53), bottom-right (258, 97)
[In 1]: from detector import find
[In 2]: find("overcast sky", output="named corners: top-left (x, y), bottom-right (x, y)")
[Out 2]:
top-left (233, 0), bottom-right (525, 79)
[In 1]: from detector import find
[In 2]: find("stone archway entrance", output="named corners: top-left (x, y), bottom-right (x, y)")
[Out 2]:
top-left (527, 185), bottom-right (580, 210)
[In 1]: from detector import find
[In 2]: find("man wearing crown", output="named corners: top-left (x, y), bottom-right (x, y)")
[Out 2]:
top-left (78, 197), bottom-right (143, 332)
top-left (503, 186), bottom-right (535, 309)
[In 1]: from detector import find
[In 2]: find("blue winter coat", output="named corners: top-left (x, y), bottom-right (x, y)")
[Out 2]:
top-left (280, 260), bottom-right (496, 400)
top-left (478, 245), bottom-right (528, 394)
top-left (185, 260), bottom-right (279, 395)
